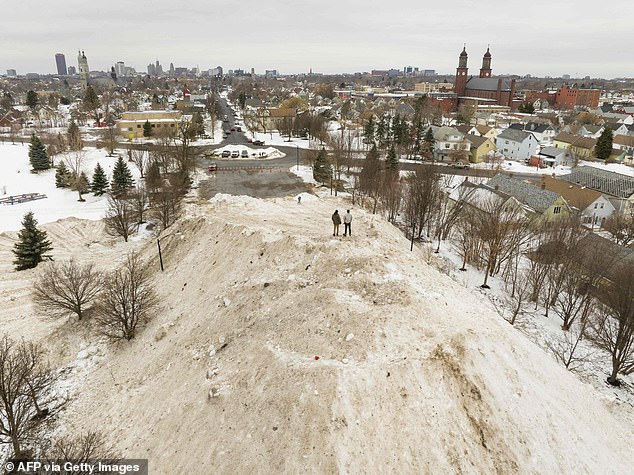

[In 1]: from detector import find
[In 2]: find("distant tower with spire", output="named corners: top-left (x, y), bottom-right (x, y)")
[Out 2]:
top-left (78, 50), bottom-right (89, 88)
top-left (454, 45), bottom-right (469, 97)
top-left (480, 46), bottom-right (492, 78)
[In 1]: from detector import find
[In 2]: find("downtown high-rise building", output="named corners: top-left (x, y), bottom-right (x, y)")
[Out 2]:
top-left (55, 53), bottom-right (67, 75)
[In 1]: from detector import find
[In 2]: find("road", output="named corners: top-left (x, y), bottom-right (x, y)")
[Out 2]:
top-left (196, 97), bottom-right (544, 198)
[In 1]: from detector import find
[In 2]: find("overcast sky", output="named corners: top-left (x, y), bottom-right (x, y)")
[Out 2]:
top-left (2, 0), bottom-right (632, 78)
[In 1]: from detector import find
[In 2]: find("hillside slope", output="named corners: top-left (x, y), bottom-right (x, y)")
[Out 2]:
top-left (54, 194), bottom-right (633, 474)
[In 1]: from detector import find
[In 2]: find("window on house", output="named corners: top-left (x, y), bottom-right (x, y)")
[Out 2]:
top-left (128, 127), bottom-right (133, 131)
top-left (445, 144), bottom-right (450, 149)
top-left (594, 203), bottom-right (598, 209)
top-left (600, 203), bottom-right (604, 209)
top-left (553, 206), bottom-right (561, 214)
top-left (137, 125), bottom-right (141, 128)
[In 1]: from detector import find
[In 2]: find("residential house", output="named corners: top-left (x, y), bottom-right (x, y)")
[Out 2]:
top-left (537, 146), bottom-right (573, 167)
top-left (431, 126), bottom-right (470, 161)
top-left (456, 125), bottom-right (480, 136)
top-left (613, 135), bottom-right (634, 162)
top-left (534, 175), bottom-right (615, 228)
top-left (465, 135), bottom-right (496, 163)
top-left (578, 124), bottom-right (604, 139)
top-left (601, 112), bottom-right (633, 125)
top-left (475, 125), bottom-right (497, 140)
top-left (553, 133), bottom-right (597, 159)
top-left (509, 122), bottom-right (557, 143)
top-left (604, 122), bottom-right (629, 137)
top-left (495, 128), bottom-right (538, 162)
top-left (560, 166), bottom-right (634, 212)
top-left (486, 174), bottom-right (572, 224)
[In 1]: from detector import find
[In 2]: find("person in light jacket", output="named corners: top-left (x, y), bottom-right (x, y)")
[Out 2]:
top-left (343, 210), bottom-right (352, 236)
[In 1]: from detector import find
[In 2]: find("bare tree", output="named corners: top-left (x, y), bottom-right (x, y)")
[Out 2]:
top-left (589, 260), bottom-right (634, 385)
top-left (104, 194), bottom-right (137, 242)
top-left (402, 164), bottom-right (441, 238)
top-left (130, 184), bottom-right (150, 225)
top-left (95, 253), bottom-right (158, 341)
top-left (0, 335), bottom-right (55, 458)
top-left (454, 212), bottom-right (478, 271)
top-left (148, 181), bottom-right (184, 231)
top-left (603, 209), bottom-right (634, 246)
top-left (45, 431), bottom-right (115, 466)
top-left (65, 150), bottom-right (89, 202)
top-left (433, 179), bottom-right (473, 253)
top-left (33, 260), bottom-right (103, 321)
top-left (130, 147), bottom-right (149, 178)
top-left (547, 318), bottom-right (594, 371)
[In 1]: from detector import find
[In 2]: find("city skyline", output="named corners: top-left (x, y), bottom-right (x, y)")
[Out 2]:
top-left (2, 0), bottom-right (633, 78)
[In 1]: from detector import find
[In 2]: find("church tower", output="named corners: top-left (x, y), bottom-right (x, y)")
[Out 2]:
top-left (479, 47), bottom-right (492, 78)
top-left (78, 50), bottom-right (89, 88)
top-left (454, 45), bottom-right (469, 97)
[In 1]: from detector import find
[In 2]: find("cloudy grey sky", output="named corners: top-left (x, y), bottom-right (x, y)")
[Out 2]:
top-left (2, 0), bottom-right (632, 78)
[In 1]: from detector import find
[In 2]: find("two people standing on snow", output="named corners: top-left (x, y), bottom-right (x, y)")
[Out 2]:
top-left (332, 209), bottom-right (352, 237)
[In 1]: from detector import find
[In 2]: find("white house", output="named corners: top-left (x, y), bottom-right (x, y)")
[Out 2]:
top-left (431, 126), bottom-right (470, 160)
top-left (495, 128), bottom-right (538, 162)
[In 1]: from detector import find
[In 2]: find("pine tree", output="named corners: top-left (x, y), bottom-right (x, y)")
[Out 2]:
top-left (143, 120), bottom-right (153, 138)
top-left (387, 144), bottom-right (399, 170)
top-left (111, 156), bottom-right (135, 196)
top-left (55, 162), bottom-right (71, 188)
top-left (91, 163), bottom-right (109, 196)
top-left (67, 119), bottom-right (83, 151)
top-left (26, 90), bottom-right (38, 110)
top-left (76, 172), bottom-right (90, 199)
top-left (312, 149), bottom-right (331, 184)
top-left (83, 85), bottom-right (100, 124)
top-left (363, 115), bottom-right (375, 145)
top-left (29, 135), bottom-right (50, 171)
top-left (192, 112), bottom-right (205, 137)
top-left (12, 212), bottom-right (52, 271)
top-left (595, 128), bottom-right (613, 161)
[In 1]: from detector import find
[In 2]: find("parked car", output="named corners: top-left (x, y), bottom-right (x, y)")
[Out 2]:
top-left (231, 150), bottom-right (240, 158)
top-left (221, 150), bottom-right (231, 158)
top-left (241, 150), bottom-right (248, 158)
top-left (451, 161), bottom-right (470, 169)
top-left (208, 162), bottom-right (218, 172)
top-left (230, 127), bottom-right (236, 132)
top-left (253, 140), bottom-right (264, 146)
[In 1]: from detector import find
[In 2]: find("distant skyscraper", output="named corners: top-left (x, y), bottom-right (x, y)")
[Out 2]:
top-left (6, 69), bottom-right (17, 77)
top-left (169, 62), bottom-right (175, 76)
top-left (115, 61), bottom-right (125, 78)
top-left (55, 53), bottom-right (67, 75)
top-left (147, 63), bottom-right (156, 76)
top-left (77, 50), bottom-right (89, 87)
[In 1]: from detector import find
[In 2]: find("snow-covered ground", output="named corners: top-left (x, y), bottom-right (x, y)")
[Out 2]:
top-left (0, 143), bottom-right (141, 232)
top-left (472, 158), bottom-right (634, 177)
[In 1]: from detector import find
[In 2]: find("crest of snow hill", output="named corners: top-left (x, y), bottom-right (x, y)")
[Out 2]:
top-left (46, 195), bottom-right (633, 473)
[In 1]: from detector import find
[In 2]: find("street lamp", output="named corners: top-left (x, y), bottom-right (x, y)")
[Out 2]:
top-left (296, 145), bottom-right (299, 172)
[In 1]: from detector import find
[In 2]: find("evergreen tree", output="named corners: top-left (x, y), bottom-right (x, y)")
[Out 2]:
top-left (143, 120), bottom-right (153, 138)
top-left (312, 149), bottom-right (331, 184)
top-left (67, 119), bottom-right (83, 151)
top-left (26, 90), bottom-right (38, 110)
top-left (55, 162), bottom-right (71, 188)
top-left (91, 163), bottom-right (109, 196)
top-left (376, 115), bottom-right (386, 148)
top-left (82, 85), bottom-right (100, 124)
top-left (423, 127), bottom-right (435, 159)
top-left (363, 115), bottom-right (375, 144)
top-left (387, 144), bottom-right (399, 170)
top-left (595, 128), bottom-right (613, 161)
top-left (12, 212), bottom-right (52, 271)
top-left (29, 135), bottom-right (50, 171)
top-left (192, 112), bottom-right (205, 137)
top-left (111, 156), bottom-right (135, 196)
top-left (76, 171), bottom-right (90, 200)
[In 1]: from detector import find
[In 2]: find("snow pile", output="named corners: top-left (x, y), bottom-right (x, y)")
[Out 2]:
top-left (43, 194), bottom-right (633, 473)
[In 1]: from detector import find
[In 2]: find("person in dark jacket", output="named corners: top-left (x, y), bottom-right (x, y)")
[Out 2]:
top-left (332, 210), bottom-right (341, 236)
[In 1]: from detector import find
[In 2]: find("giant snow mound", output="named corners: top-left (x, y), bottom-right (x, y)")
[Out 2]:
top-left (33, 195), bottom-right (634, 473)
